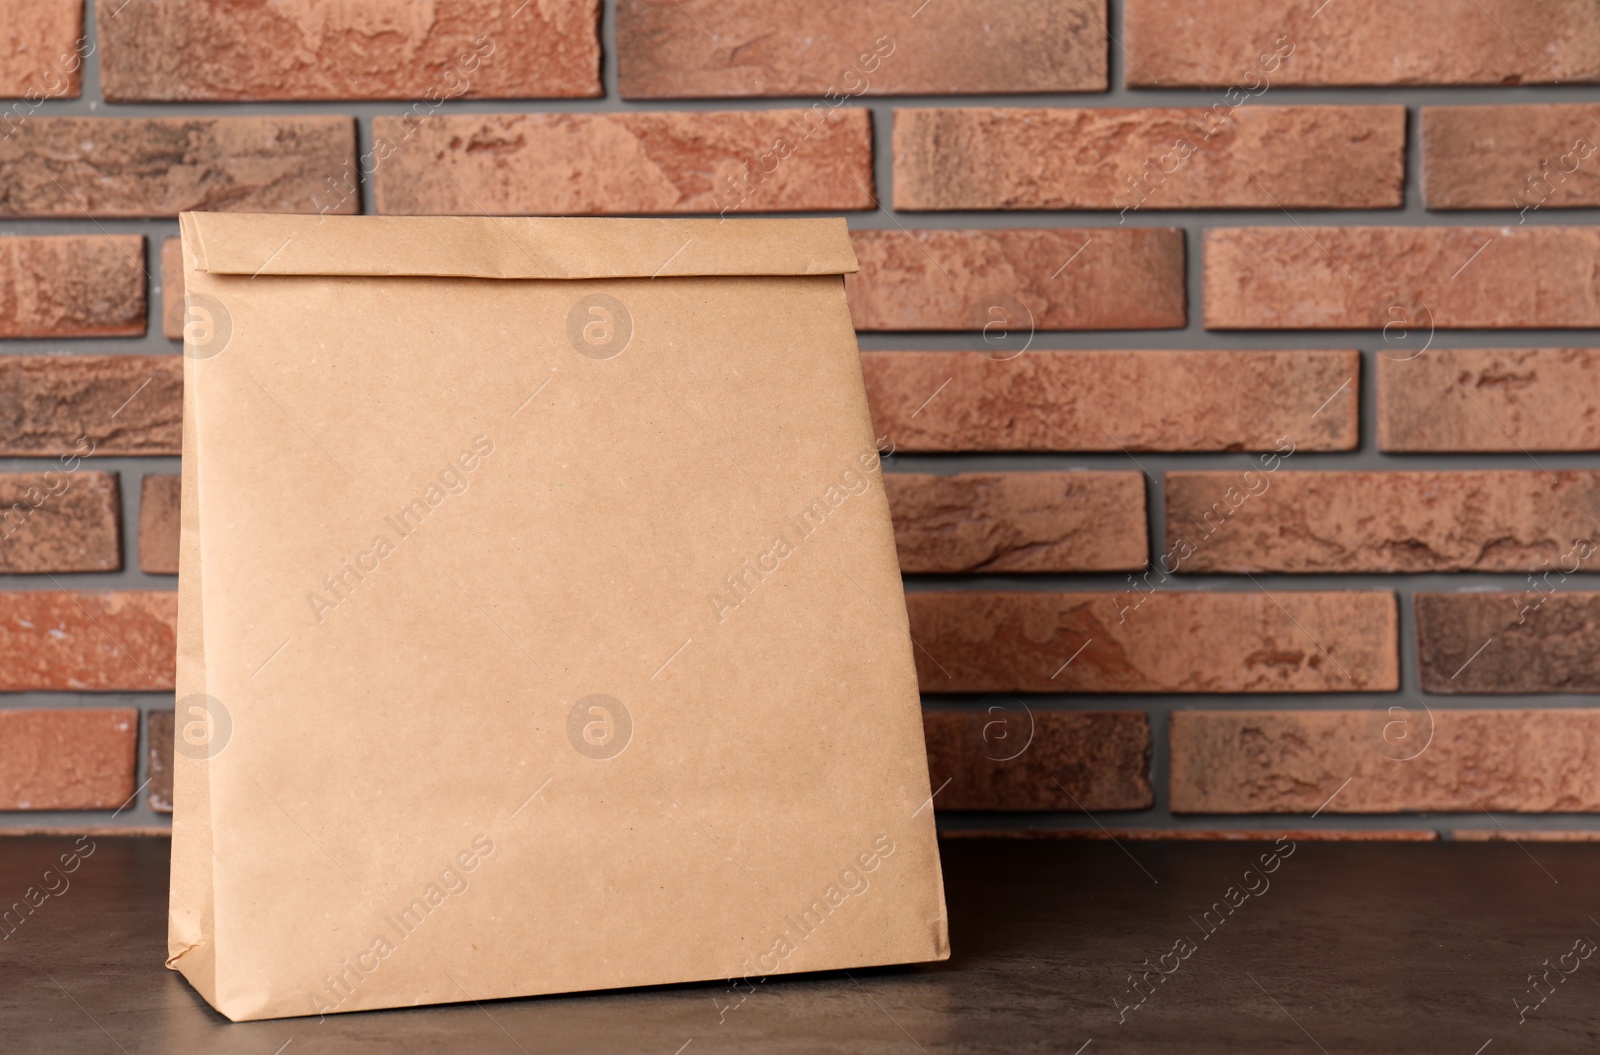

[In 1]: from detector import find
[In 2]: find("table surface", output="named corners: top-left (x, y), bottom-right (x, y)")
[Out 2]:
top-left (2, 835), bottom-right (1597, 1053)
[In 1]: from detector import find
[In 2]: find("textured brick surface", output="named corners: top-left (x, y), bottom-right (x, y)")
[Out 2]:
top-left (0, 0), bottom-right (84, 99)
top-left (137, 474), bottom-right (179, 576)
top-left (372, 109), bottom-right (874, 215)
top-left (159, 236), bottom-right (183, 340)
top-left (941, 828), bottom-right (1439, 841)
top-left (617, 0), bottom-right (1107, 97)
top-left (0, 236), bottom-right (145, 338)
top-left (1171, 710), bottom-right (1600, 814)
top-left (0, 592), bottom-right (176, 691)
top-left (0, 355), bottom-right (182, 457)
top-left (1417, 592), bottom-right (1600, 695)
top-left (99, 0), bottom-right (601, 101)
top-left (1424, 105), bottom-right (1600, 210)
top-left (861, 350), bottom-right (1356, 451)
top-left (1124, 0), bottom-right (1600, 87)
top-left (847, 229), bottom-right (1186, 331)
top-left (0, 709), bottom-right (137, 811)
top-left (147, 710), bottom-right (172, 814)
top-left (906, 591), bottom-right (1398, 694)
top-left (922, 710), bottom-right (1152, 811)
top-left (0, 471), bottom-right (121, 574)
top-left (1166, 471), bottom-right (1600, 573)
top-left (1205, 227), bottom-right (1600, 330)
top-left (1379, 349), bottom-right (1600, 452)
top-left (895, 107), bottom-right (1406, 210)
top-left (0, 116), bottom-right (357, 217)
top-left (886, 471), bottom-right (1147, 573)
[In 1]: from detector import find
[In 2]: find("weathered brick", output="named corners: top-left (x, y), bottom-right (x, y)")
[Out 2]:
top-left (138, 474), bottom-right (180, 576)
top-left (1171, 709), bottom-right (1600, 813)
top-left (372, 110), bottom-right (874, 215)
top-left (895, 107), bottom-right (1405, 211)
top-left (1205, 227), bottom-right (1600, 329)
top-left (1166, 471), bottom-right (1600, 573)
top-left (861, 350), bottom-right (1356, 451)
top-left (1451, 830), bottom-right (1600, 841)
top-left (940, 828), bottom-right (1439, 841)
top-left (906, 591), bottom-right (1398, 693)
top-left (1, 236), bottom-right (145, 338)
top-left (0, 708), bottom-right (137, 810)
top-left (0, 355), bottom-right (182, 457)
top-left (1417, 592), bottom-right (1600, 694)
top-left (617, 0), bottom-right (1107, 97)
top-left (160, 236), bottom-right (183, 340)
top-left (1379, 349), bottom-right (1600, 452)
top-left (1124, 0), bottom-right (1600, 87)
top-left (0, 0), bottom-right (84, 99)
top-left (0, 116), bottom-right (357, 217)
top-left (886, 472), bottom-right (1147, 573)
top-left (147, 709), bottom-right (173, 813)
top-left (0, 592), bottom-right (176, 691)
top-left (848, 229), bottom-right (1185, 331)
top-left (922, 709), bottom-right (1152, 810)
top-left (99, 0), bottom-right (600, 101)
top-left (1424, 105), bottom-right (1600, 210)
top-left (0, 470), bottom-right (121, 573)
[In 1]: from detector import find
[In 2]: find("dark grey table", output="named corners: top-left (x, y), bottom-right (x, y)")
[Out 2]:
top-left (2, 835), bottom-right (1597, 1052)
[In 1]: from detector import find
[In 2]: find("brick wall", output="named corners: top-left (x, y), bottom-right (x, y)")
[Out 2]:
top-left (3, 0), bottom-right (1600, 840)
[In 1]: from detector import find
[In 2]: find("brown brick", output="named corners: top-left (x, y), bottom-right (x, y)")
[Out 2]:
top-left (895, 107), bottom-right (1405, 211)
top-left (922, 710), bottom-right (1151, 811)
top-left (372, 110), bottom-right (874, 216)
top-left (99, 0), bottom-right (600, 101)
top-left (0, 592), bottom-right (176, 691)
top-left (0, 1), bottom-right (84, 99)
top-left (1167, 471), bottom-right (1600, 574)
top-left (0, 116), bottom-right (357, 217)
top-left (138, 474), bottom-right (180, 576)
top-left (0, 355), bottom-right (182, 457)
top-left (0, 708), bottom-right (137, 810)
top-left (1171, 709), bottom-right (1600, 814)
top-left (887, 472), bottom-right (1146, 574)
top-left (160, 236), bottom-right (183, 340)
top-left (147, 709), bottom-right (173, 814)
top-left (0, 471), bottom-right (120, 573)
top-left (617, 0), bottom-right (1106, 97)
top-left (0, 236), bottom-right (145, 338)
top-left (1424, 105), bottom-right (1600, 210)
top-left (1379, 349), bottom-right (1600, 452)
top-left (862, 350), bottom-right (1356, 451)
top-left (1451, 830), bottom-right (1600, 841)
top-left (847, 229), bottom-right (1185, 331)
top-left (941, 829), bottom-right (1439, 841)
top-left (1205, 227), bottom-right (1600, 329)
top-left (1417, 592), bottom-right (1600, 695)
top-left (906, 591), bottom-right (1397, 694)
top-left (1124, 0), bottom-right (1600, 87)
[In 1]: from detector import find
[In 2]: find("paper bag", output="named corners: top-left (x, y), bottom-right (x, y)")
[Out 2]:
top-left (168, 213), bottom-right (949, 1021)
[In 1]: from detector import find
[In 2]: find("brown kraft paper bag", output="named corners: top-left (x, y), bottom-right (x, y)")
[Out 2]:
top-left (168, 213), bottom-right (949, 1021)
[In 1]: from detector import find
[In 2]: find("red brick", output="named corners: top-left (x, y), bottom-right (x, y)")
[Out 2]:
top-left (861, 350), bottom-right (1356, 451)
top-left (0, 236), bottom-right (145, 338)
top-left (1124, 0), bottom-right (1600, 87)
top-left (1417, 592), bottom-right (1600, 695)
top-left (372, 110), bottom-right (874, 215)
top-left (847, 229), bottom-right (1185, 331)
top-left (0, 1), bottom-right (84, 99)
top-left (160, 236), bottom-right (183, 340)
top-left (922, 710), bottom-right (1151, 811)
top-left (895, 106), bottom-right (1405, 211)
top-left (941, 829), bottom-right (1439, 841)
top-left (1451, 830), bottom-right (1600, 842)
top-left (1379, 349), bottom-right (1600, 452)
top-left (617, 0), bottom-right (1106, 97)
top-left (137, 474), bottom-right (179, 576)
top-left (1205, 227), bottom-right (1600, 329)
top-left (0, 470), bottom-right (120, 573)
top-left (1171, 709), bottom-right (1600, 814)
top-left (98, 0), bottom-right (600, 101)
top-left (147, 709), bottom-right (172, 814)
top-left (906, 591), bottom-right (1397, 694)
top-left (1166, 470), bottom-right (1600, 573)
top-left (886, 472), bottom-right (1147, 573)
top-left (0, 116), bottom-right (357, 217)
top-left (1424, 105), bottom-right (1600, 210)
top-left (0, 355), bottom-right (182, 457)
top-left (0, 708), bottom-right (137, 810)
top-left (0, 592), bottom-right (176, 691)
